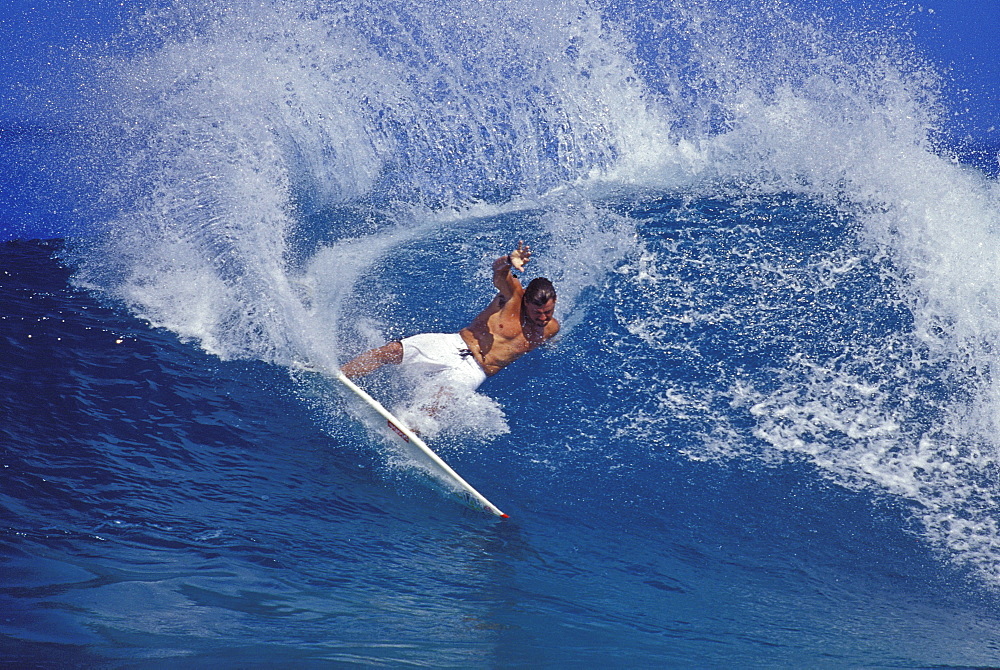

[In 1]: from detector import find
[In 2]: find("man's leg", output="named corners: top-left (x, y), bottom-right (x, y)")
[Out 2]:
top-left (340, 341), bottom-right (403, 378)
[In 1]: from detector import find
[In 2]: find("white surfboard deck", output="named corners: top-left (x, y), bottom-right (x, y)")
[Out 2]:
top-left (295, 363), bottom-right (508, 518)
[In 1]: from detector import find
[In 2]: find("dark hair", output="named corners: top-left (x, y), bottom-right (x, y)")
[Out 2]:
top-left (524, 277), bottom-right (556, 305)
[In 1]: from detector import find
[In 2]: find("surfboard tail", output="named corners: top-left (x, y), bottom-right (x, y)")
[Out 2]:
top-left (295, 363), bottom-right (508, 518)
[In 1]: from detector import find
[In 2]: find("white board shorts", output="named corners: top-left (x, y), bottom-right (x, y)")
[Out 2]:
top-left (399, 333), bottom-right (487, 392)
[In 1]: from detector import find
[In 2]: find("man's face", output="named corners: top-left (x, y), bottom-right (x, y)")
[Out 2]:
top-left (524, 299), bottom-right (556, 328)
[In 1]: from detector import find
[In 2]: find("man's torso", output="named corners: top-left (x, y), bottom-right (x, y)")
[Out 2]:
top-left (460, 295), bottom-right (556, 376)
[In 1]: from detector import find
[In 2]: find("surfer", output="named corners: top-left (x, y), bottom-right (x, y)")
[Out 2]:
top-left (340, 241), bottom-right (559, 390)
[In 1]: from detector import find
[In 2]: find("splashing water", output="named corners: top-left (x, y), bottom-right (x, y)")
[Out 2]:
top-left (65, 0), bottom-right (1000, 585)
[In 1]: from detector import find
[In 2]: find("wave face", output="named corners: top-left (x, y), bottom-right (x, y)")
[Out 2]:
top-left (40, 0), bottom-right (1000, 647)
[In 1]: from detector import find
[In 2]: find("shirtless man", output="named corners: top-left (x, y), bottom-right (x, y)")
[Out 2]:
top-left (340, 242), bottom-right (559, 390)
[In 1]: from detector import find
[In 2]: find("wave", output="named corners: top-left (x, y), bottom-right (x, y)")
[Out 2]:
top-left (62, 0), bottom-right (1000, 586)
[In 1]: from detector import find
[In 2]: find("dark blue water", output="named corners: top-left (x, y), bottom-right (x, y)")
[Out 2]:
top-left (4, 209), bottom-right (1000, 666)
top-left (7, 0), bottom-right (1000, 666)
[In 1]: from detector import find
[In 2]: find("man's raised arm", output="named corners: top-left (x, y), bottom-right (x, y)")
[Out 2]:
top-left (492, 241), bottom-right (531, 300)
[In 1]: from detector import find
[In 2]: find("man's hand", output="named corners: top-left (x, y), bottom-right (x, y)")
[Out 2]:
top-left (509, 241), bottom-right (531, 272)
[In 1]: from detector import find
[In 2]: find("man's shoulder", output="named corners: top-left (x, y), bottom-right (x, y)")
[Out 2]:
top-left (543, 318), bottom-right (560, 340)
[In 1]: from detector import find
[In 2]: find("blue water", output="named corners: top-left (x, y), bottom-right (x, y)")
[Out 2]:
top-left (6, 0), bottom-right (1000, 666)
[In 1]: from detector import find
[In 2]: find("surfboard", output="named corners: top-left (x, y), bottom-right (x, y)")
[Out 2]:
top-left (294, 363), bottom-right (508, 518)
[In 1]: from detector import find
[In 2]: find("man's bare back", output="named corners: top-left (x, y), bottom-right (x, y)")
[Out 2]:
top-left (341, 241), bottom-right (559, 381)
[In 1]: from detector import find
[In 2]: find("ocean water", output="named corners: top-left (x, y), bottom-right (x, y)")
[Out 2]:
top-left (5, 0), bottom-right (1000, 666)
